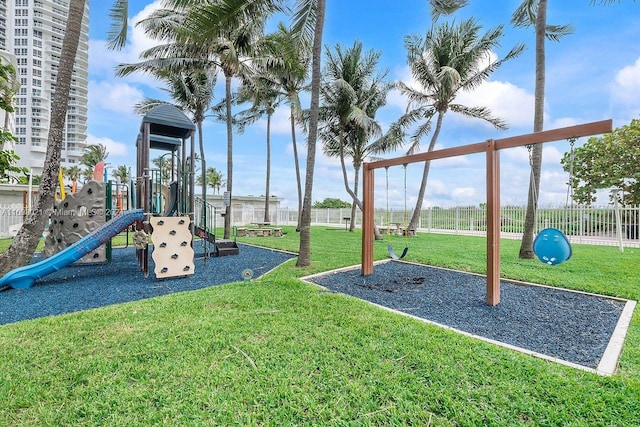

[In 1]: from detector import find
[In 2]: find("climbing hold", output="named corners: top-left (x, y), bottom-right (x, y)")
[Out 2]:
top-left (171, 253), bottom-right (179, 259)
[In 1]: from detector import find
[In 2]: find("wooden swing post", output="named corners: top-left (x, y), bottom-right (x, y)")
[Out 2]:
top-left (361, 119), bottom-right (612, 306)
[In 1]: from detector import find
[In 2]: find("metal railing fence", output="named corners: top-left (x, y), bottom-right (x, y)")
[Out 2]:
top-left (2, 203), bottom-right (639, 248)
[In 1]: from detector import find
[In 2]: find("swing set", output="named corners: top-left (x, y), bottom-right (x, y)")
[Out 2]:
top-left (361, 120), bottom-right (612, 306)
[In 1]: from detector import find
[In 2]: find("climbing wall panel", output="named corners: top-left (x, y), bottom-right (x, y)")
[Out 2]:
top-left (150, 216), bottom-right (194, 279)
top-left (43, 180), bottom-right (106, 263)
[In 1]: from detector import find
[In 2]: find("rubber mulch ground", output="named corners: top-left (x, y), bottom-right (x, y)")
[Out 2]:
top-left (2, 246), bottom-right (630, 372)
top-left (304, 260), bottom-right (628, 370)
top-left (1, 244), bottom-right (296, 326)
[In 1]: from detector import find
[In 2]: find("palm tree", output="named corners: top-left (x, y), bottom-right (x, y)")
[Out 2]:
top-left (65, 165), bottom-right (81, 192)
top-left (151, 155), bottom-right (173, 185)
top-left (80, 143), bottom-right (109, 169)
top-left (388, 18), bottom-right (524, 232)
top-left (234, 69), bottom-right (285, 223)
top-left (198, 167), bottom-right (225, 194)
top-left (318, 41), bottom-right (397, 234)
top-left (427, 0), bottom-right (595, 259)
top-left (169, 0), bottom-right (324, 266)
top-left (296, 0), bottom-right (326, 267)
top-left (511, 0), bottom-right (573, 258)
top-left (0, 0), bottom-right (86, 276)
top-left (65, 165), bottom-right (81, 181)
top-left (112, 165), bottom-right (129, 183)
top-left (79, 143), bottom-right (109, 183)
top-left (119, 5), bottom-right (218, 205)
top-left (81, 167), bottom-right (94, 184)
top-left (263, 22), bottom-right (311, 231)
top-left (130, 2), bottom-right (269, 239)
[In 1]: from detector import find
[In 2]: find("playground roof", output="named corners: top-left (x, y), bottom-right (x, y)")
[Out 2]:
top-left (140, 104), bottom-right (196, 139)
top-left (136, 133), bottom-right (182, 151)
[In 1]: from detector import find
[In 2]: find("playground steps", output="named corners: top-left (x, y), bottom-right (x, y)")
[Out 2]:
top-left (194, 225), bottom-right (216, 244)
top-left (215, 239), bottom-right (239, 257)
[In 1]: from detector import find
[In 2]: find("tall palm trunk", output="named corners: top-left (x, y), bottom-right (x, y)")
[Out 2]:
top-left (297, 0), bottom-right (326, 267)
top-left (0, 0), bottom-right (84, 277)
top-left (349, 163), bottom-right (359, 232)
top-left (197, 120), bottom-right (206, 225)
top-left (519, 0), bottom-right (547, 258)
top-left (408, 111), bottom-right (445, 231)
top-left (264, 112), bottom-right (271, 223)
top-left (290, 104), bottom-right (303, 231)
top-left (337, 138), bottom-right (382, 240)
top-left (224, 73), bottom-right (233, 239)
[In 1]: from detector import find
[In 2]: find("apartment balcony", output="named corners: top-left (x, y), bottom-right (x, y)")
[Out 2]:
top-left (46, 45), bottom-right (62, 55)
top-left (74, 55), bottom-right (88, 67)
top-left (72, 72), bottom-right (88, 85)
top-left (30, 142), bottom-right (47, 154)
top-left (64, 144), bottom-right (85, 154)
top-left (67, 123), bottom-right (87, 132)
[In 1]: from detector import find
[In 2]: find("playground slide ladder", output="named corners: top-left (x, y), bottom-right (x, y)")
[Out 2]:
top-left (194, 197), bottom-right (239, 256)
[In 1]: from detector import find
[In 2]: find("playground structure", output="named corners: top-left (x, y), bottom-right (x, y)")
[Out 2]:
top-left (0, 105), bottom-right (237, 290)
top-left (361, 120), bottom-right (613, 306)
top-left (132, 103), bottom-right (239, 278)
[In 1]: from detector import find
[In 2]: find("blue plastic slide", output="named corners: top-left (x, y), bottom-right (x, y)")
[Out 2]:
top-left (0, 209), bottom-right (144, 290)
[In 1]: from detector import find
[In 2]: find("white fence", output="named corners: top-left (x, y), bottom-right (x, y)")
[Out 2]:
top-left (0, 204), bottom-right (27, 238)
top-left (271, 205), bottom-right (640, 248)
top-left (3, 203), bottom-right (639, 248)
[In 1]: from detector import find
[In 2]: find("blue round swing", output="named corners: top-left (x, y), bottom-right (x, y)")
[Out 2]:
top-left (533, 227), bottom-right (572, 265)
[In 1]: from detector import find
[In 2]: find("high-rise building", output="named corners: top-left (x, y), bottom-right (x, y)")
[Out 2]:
top-left (3, 0), bottom-right (89, 177)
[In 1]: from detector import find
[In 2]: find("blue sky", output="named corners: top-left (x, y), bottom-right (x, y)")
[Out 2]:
top-left (87, 0), bottom-right (640, 209)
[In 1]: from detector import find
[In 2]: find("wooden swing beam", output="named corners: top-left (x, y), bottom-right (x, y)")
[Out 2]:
top-left (361, 119), bottom-right (612, 306)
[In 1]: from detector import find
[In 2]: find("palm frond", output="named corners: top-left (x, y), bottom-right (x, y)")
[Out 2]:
top-left (107, 0), bottom-right (129, 50)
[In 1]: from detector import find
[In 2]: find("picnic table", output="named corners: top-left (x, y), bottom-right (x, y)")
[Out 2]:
top-left (251, 222), bottom-right (271, 228)
top-left (390, 223), bottom-right (403, 235)
top-left (237, 223), bottom-right (282, 237)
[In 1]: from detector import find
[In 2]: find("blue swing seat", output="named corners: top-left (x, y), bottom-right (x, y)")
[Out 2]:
top-left (533, 227), bottom-right (572, 265)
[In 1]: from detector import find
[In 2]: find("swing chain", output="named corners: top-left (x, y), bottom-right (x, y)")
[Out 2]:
top-left (525, 144), bottom-right (533, 167)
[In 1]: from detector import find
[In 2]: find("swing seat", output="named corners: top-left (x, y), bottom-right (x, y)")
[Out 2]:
top-left (533, 228), bottom-right (572, 265)
top-left (387, 244), bottom-right (408, 260)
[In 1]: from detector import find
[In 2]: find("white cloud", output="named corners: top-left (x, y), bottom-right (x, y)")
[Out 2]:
top-left (389, 64), bottom-right (535, 131)
top-left (612, 57), bottom-right (640, 104)
top-left (254, 106), bottom-right (293, 136)
top-left (454, 81), bottom-right (535, 129)
top-left (88, 80), bottom-right (145, 115)
top-left (610, 56), bottom-right (640, 121)
top-left (452, 186), bottom-right (477, 200)
top-left (89, 1), bottom-right (165, 86)
top-left (87, 134), bottom-right (130, 159)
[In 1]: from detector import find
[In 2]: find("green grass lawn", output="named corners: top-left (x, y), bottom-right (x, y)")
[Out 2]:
top-left (1, 227), bottom-right (639, 425)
